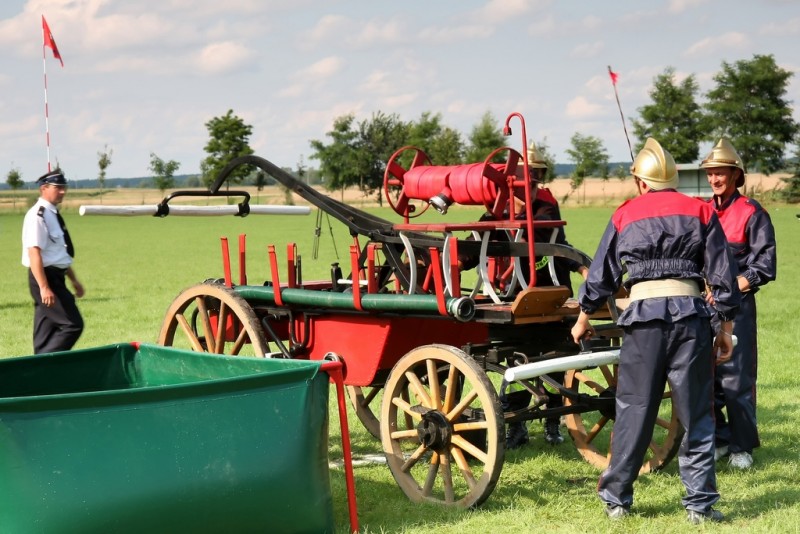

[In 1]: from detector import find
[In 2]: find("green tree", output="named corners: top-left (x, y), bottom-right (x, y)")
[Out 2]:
top-left (310, 112), bottom-right (409, 202)
top-left (612, 164), bottom-right (629, 180)
top-left (531, 138), bottom-right (558, 184)
top-left (566, 132), bottom-right (609, 191)
top-left (354, 111), bottom-right (409, 202)
top-left (407, 112), bottom-right (464, 165)
top-left (465, 111), bottom-right (505, 163)
top-left (779, 142), bottom-right (800, 203)
top-left (310, 114), bottom-right (360, 192)
top-left (149, 153), bottom-right (180, 195)
top-left (428, 126), bottom-right (464, 165)
top-left (201, 109), bottom-right (254, 186)
top-left (632, 67), bottom-right (708, 162)
top-left (97, 145), bottom-right (113, 203)
top-left (705, 54), bottom-right (799, 174)
top-left (5, 167), bottom-right (24, 209)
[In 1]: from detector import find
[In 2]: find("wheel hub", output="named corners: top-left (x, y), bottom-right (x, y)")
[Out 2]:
top-left (416, 410), bottom-right (452, 452)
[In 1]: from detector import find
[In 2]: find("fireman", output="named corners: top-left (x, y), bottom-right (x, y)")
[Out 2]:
top-left (494, 142), bottom-right (588, 448)
top-left (701, 138), bottom-right (777, 469)
top-left (571, 138), bottom-right (740, 524)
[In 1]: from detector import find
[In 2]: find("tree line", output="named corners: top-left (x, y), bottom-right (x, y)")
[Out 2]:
top-left (6, 54), bottom-right (800, 202)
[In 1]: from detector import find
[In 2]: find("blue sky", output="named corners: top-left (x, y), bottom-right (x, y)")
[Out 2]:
top-left (1, 0), bottom-right (798, 182)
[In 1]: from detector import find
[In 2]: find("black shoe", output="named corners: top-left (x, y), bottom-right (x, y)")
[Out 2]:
top-left (505, 422), bottom-right (529, 449)
top-left (544, 419), bottom-right (564, 445)
top-left (604, 505), bottom-right (629, 520)
top-left (686, 508), bottom-right (724, 524)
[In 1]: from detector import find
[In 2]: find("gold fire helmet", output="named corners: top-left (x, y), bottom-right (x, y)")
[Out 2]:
top-left (526, 142), bottom-right (548, 169)
top-left (630, 138), bottom-right (678, 190)
top-left (700, 138), bottom-right (746, 187)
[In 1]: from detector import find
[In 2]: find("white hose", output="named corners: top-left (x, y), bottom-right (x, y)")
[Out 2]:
top-left (79, 204), bottom-right (310, 216)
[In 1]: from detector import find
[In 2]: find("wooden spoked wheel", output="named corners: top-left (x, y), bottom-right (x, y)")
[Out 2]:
top-left (158, 282), bottom-right (269, 357)
top-left (563, 364), bottom-right (683, 474)
top-left (380, 345), bottom-right (504, 508)
top-left (347, 385), bottom-right (383, 439)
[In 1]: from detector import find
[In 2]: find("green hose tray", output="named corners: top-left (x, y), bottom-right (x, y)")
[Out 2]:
top-left (0, 343), bottom-right (333, 534)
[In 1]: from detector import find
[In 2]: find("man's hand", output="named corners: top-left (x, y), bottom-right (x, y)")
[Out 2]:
top-left (714, 321), bottom-right (735, 365)
top-left (737, 275), bottom-right (751, 293)
top-left (72, 279), bottom-right (85, 298)
top-left (39, 285), bottom-right (56, 307)
top-left (571, 311), bottom-right (595, 345)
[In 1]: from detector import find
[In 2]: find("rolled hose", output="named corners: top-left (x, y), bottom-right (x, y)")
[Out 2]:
top-left (234, 285), bottom-right (475, 322)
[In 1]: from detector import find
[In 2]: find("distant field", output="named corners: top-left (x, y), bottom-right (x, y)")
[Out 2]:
top-left (0, 172), bottom-right (788, 214)
top-left (1, 197), bottom-right (798, 533)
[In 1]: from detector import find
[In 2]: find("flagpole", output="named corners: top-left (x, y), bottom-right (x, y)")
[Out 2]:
top-left (42, 26), bottom-right (52, 172)
top-left (608, 65), bottom-right (634, 162)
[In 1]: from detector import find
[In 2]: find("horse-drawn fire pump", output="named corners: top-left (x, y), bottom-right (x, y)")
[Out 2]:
top-left (154, 113), bottom-right (682, 508)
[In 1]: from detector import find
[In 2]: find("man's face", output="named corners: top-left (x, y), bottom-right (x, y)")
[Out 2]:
top-left (705, 166), bottom-right (737, 198)
top-left (41, 183), bottom-right (67, 205)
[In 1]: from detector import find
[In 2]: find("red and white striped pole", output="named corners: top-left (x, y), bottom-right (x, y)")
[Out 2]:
top-left (41, 15), bottom-right (63, 173)
top-left (42, 39), bottom-right (52, 172)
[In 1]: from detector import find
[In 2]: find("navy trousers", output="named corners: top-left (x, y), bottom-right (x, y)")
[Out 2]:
top-left (598, 316), bottom-right (719, 512)
top-left (713, 292), bottom-right (759, 453)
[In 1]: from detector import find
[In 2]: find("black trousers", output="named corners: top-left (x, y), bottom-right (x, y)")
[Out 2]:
top-left (597, 316), bottom-right (718, 512)
top-left (28, 267), bottom-right (84, 354)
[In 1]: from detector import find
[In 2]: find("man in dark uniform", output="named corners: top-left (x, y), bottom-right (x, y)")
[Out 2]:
top-left (21, 169), bottom-right (85, 353)
top-left (460, 143), bottom-right (588, 448)
top-left (701, 138), bottom-right (777, 469)
top-left (570, 138), bottom-right (740, 524)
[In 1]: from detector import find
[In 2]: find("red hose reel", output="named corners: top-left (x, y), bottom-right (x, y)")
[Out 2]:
top-left (383, 146), bottom-right (528, 220)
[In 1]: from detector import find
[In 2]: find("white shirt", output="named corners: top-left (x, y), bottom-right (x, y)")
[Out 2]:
top-left (21, 198), bottom-right (73, 269)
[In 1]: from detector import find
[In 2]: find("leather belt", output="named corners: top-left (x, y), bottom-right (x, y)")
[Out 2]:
top-left (629, 279), bottom-right (701, 301)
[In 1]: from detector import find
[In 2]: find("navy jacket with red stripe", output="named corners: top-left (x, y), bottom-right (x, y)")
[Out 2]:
top-left (709, 191), bottom-right (777, 294)
top-left (579, 189), bottom-right (740, 325)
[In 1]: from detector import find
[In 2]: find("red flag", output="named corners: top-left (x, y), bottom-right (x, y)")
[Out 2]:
top-left (42, 15), bottom-right (64, 67)
top-left (608, 65), bottom-right (619, 85)
top-left (608, 66), bottom-right (618, 85)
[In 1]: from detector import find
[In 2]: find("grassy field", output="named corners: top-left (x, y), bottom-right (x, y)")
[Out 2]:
top-left (1, 197), bottom-right (798, 533)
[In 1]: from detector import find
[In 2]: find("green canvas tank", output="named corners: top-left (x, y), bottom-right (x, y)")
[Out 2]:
top-left (0, 343), bottom-right (333, 533)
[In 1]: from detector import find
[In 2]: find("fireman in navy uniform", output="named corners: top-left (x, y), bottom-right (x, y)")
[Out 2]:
top-left (571, 138), bottom-right (740, 524)
top-left (21, 169), bottom-right (84, 353)
top-left (701, 138), bottom-right (777, 469)
top-left (459, 143), bottom-right (589, 448)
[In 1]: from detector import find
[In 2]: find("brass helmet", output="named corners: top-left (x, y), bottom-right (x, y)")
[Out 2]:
top-left (526, 142), bottom-right (548, 169)
top-left (630, 138), bottom-right (678, 190)
top-left (700, 138), bottom-right (746, 187)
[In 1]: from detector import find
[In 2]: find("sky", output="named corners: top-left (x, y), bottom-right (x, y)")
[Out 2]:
top-left (1, 0), bottom-right (799, 183)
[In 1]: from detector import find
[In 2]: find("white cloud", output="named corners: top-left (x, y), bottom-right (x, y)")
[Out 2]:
top-left (416, 24), bottom-right (493, 44)
top-left (301, 14), bottom-right (350, 47)
top-left (298, 56), bottom-right (344, 80)
top-left (684, 32), bottom-right (750, 57)
top-left (570, 41), bottom-right (604, 59)
top-left (469, 0), bottom-right (550, 25)
top-left (668, 0), bottom-right (709, 13)
top-left (758, 17), bottom-right (800, 35)
top-left (194, 41), bottom-right (255, 75)
top-left (565, 96), bottom-right (605, 119)
top-left (347, 17), bottom-right (407, 47)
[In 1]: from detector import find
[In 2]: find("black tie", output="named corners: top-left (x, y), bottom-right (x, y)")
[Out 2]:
top-left (56, 211), bottom-right (75, 258)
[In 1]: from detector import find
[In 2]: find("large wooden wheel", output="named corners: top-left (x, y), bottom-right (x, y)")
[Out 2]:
top-left (158, 282), bottom-right (269, 357)
top-left (563, 364), bottom-right (683, 473)
top-left (380, 345), bottom-right (504, 508)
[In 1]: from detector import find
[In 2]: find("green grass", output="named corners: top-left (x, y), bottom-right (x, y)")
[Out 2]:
top-left (1, 203), bottom-right (799, 533)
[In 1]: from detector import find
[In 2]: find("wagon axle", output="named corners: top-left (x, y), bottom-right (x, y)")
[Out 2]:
top-left (418, 411), bottom-right (452, 452)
